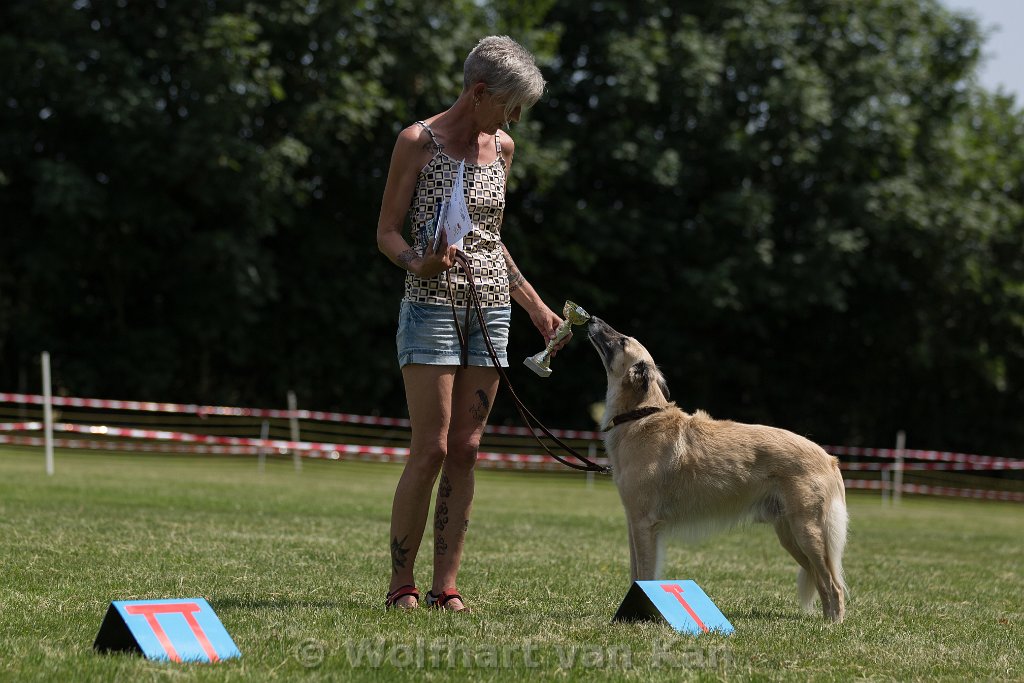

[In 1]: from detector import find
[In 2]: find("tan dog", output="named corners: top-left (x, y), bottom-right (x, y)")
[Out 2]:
top-left (588, 317), bottom-right (849, 622)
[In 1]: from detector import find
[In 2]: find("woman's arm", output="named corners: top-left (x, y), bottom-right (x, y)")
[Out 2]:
top-left (503, 243), bottom-right (563, 342)
top-left (376, 126), bottom-right (456, 278)
top-left (498, 130), bottom-right (563, 342)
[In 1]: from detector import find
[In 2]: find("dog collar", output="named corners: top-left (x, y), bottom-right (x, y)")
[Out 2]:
top-left (603, 406), bottom-right (665, 431)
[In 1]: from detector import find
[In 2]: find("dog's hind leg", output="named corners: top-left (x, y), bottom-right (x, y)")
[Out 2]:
top-left (791, 516), bottom-right (845, 623)
top-left (773, 518), bottom-right (818, 615)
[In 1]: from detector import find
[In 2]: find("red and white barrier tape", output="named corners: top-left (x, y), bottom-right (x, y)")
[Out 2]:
top-left (0, 423), bottom-right (603, 469)
top-left (4, 420), bottom-right (1022, 493)
top-left (0, 393), bottom-right (602, 440)
top-left (826, 444), bottom-right (1013, 466)
top-left (3, 393), bottom-right (1022, 470)
top-left (4, 423), bottom-right (1019, 472)
top-left (843, 478), bottom-right (1024, 502)
top-left (840, 460), bottom-right (1024, 472)
top-left (7, 392), bottom-right (1024, 461)
top-left (0, 435), bottom-right (570, 471)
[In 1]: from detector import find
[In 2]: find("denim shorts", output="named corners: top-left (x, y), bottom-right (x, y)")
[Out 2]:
top-left (397, 301), bottom-right (511, 368)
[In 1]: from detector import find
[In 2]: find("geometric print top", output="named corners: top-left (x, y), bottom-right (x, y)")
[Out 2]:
top-left (403, 120), bottom-right (511, 308)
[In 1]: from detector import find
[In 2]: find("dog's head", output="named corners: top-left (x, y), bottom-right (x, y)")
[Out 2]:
top-left (588, 317), bottom-right (671, 413)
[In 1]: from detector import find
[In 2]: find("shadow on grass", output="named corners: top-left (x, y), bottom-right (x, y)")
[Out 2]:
top-left (726, 604), bottom-right (806, 622)
top-left (211, 597), bottom-right (345, 611)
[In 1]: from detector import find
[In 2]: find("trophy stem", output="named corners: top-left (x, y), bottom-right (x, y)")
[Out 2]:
top-left (522, 300), bottom-right (590, 379)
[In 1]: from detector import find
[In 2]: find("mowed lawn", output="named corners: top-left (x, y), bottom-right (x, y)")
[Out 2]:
top-left (0, 447), bottom-right (1021, 682)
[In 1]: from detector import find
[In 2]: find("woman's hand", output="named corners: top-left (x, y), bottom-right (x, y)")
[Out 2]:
top-left (413, 230), bottom-right (457, 279)
top-left (530, 304), bottom-right (570, 355)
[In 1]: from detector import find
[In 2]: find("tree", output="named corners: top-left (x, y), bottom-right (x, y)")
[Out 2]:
top-left (517, 0), bottom-right (1024, 454)
top-left (1, 0), bottom-right (1022, 457)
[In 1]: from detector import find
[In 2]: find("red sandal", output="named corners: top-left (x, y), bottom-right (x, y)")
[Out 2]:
top-left (385, 584), bottom-right (420, 609)
top-left (426, 588), bottom-right (470, 612)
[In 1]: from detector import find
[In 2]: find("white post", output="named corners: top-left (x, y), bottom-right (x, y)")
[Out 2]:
top-left (881, 466), bottom-right (890, 506)
top-left (258, 420), bottom-right (269, 472)
top-left (893, 430), bottom-right (905, 506)
top-left (586, 442), bottom-right (597, 490)
top-left (42, 351), bottom-right (54, 476)
top-left (287, 390), bottom-right (301, 472)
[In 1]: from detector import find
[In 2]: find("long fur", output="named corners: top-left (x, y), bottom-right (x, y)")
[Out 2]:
top-left (588, 317), bottom-right (850, 623)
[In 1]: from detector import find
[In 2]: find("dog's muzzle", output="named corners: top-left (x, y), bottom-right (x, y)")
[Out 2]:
top-left (587, 317), bottom-right (625, 369)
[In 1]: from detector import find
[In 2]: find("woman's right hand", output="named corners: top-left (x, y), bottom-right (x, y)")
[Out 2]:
top-left (413, 229), bottom-right (457, 278)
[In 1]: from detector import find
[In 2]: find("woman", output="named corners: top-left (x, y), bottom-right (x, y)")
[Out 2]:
top-left (376, 36), bottom-right (563, 611)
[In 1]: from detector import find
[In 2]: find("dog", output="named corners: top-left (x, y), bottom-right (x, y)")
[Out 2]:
top-left (587, 317), bottom-right (849, 622)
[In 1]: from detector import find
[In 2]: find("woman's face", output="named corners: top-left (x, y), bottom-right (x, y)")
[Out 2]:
top-left (479, 91), bottom-right (521, 133)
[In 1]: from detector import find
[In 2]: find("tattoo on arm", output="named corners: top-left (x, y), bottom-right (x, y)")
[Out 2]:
top-left (502, 246), bottom-right (526, 292)
top-left (397, 248), bottom-right (418, 270)
top-left (508, 267), bottom-right (525, 292)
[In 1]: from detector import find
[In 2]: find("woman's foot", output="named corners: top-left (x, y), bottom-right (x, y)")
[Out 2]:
top-left (426, 588), bottom-right (469, 612)
top-left (385, 584), bottom-right (420, 610)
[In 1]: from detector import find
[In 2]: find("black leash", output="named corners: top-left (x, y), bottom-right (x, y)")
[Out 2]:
top-left (445, 251), bottom-right (609, 474)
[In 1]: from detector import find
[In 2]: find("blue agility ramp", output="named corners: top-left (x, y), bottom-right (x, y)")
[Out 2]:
top-left (613, 580), bottom-right (734, 635)
top-left (93, 598), bottom-right (241, 663)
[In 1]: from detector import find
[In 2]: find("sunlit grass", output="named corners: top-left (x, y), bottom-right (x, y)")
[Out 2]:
top-left (0, 447), bottom-right (1021, 681)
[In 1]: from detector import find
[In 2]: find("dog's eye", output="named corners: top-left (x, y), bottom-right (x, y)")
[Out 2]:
top-left (617, 337), bottom-right (628, 348)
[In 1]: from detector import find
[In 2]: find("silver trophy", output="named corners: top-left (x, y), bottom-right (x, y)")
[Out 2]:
top-left (524, 301), bottom-right (591, 378)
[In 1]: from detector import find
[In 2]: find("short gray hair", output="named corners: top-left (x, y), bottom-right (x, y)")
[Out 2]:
top-left (464, 35), bottom-right (546, 122)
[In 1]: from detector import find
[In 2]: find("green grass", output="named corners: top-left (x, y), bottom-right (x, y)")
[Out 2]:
top-left (0, 447), bottom-right (1021, 682)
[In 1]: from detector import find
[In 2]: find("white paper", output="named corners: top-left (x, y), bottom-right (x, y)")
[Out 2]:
top-left (432, 161), bottom-right (471, 251)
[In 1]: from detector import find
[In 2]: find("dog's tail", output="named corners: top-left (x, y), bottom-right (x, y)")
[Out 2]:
top-left (824, 470), bottom-right (850, 599)
top-left (798, 469), bottom-right (850, 613)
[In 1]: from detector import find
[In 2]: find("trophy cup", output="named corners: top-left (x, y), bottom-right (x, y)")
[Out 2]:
top-left (524, 301), bottom-right (591, 378)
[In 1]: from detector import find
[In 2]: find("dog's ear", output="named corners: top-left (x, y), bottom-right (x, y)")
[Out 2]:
top-left (658, 372), bottom-right (671, 401)
top-left (629, 361), bottom-right (651, 393)
top-left (630, 361), bottom-right (671, 400)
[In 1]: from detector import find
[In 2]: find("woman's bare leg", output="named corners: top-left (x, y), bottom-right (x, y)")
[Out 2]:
top-left (430, 366), bottom-right (499, 610)
top-left (388, 364), bottom-right (455, 607)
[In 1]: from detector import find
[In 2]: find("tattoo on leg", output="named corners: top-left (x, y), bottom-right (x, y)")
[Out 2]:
top-left (391, 534), bottom-right (411, 574)
top-left (438, 473), bottom-right (452, 498)
top-left (435, 534), bottom-right (448, 556)
top-left (435, 501), bottom-right (449, 532)
top-left (470, 389), bottom-right (491, 422)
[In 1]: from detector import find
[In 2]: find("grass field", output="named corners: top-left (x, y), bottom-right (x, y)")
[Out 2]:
top-left (1, 447), bottom-right (1021, 682)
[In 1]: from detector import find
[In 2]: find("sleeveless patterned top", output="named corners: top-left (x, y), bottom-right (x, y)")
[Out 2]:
top-left (403, 121), bottom-right (510, 307)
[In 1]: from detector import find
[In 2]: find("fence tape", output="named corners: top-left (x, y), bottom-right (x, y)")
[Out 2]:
top-left (0, 423), bottom-right (600, 468)
top-left (0, 393), bottom-right (599, 439)
top-left (843, 478), bottom-right (1024, 502)
top-left (3, 393), bottom-right (1023, 490)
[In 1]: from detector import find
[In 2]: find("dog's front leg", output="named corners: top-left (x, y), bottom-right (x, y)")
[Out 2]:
top-left (625, 517), bottom-right (639, 581)
top-left (629, 517), bottom-right (664, 580)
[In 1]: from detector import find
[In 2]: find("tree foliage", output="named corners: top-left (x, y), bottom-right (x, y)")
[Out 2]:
top-left (1, 0), bottom-right (1022, 456)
